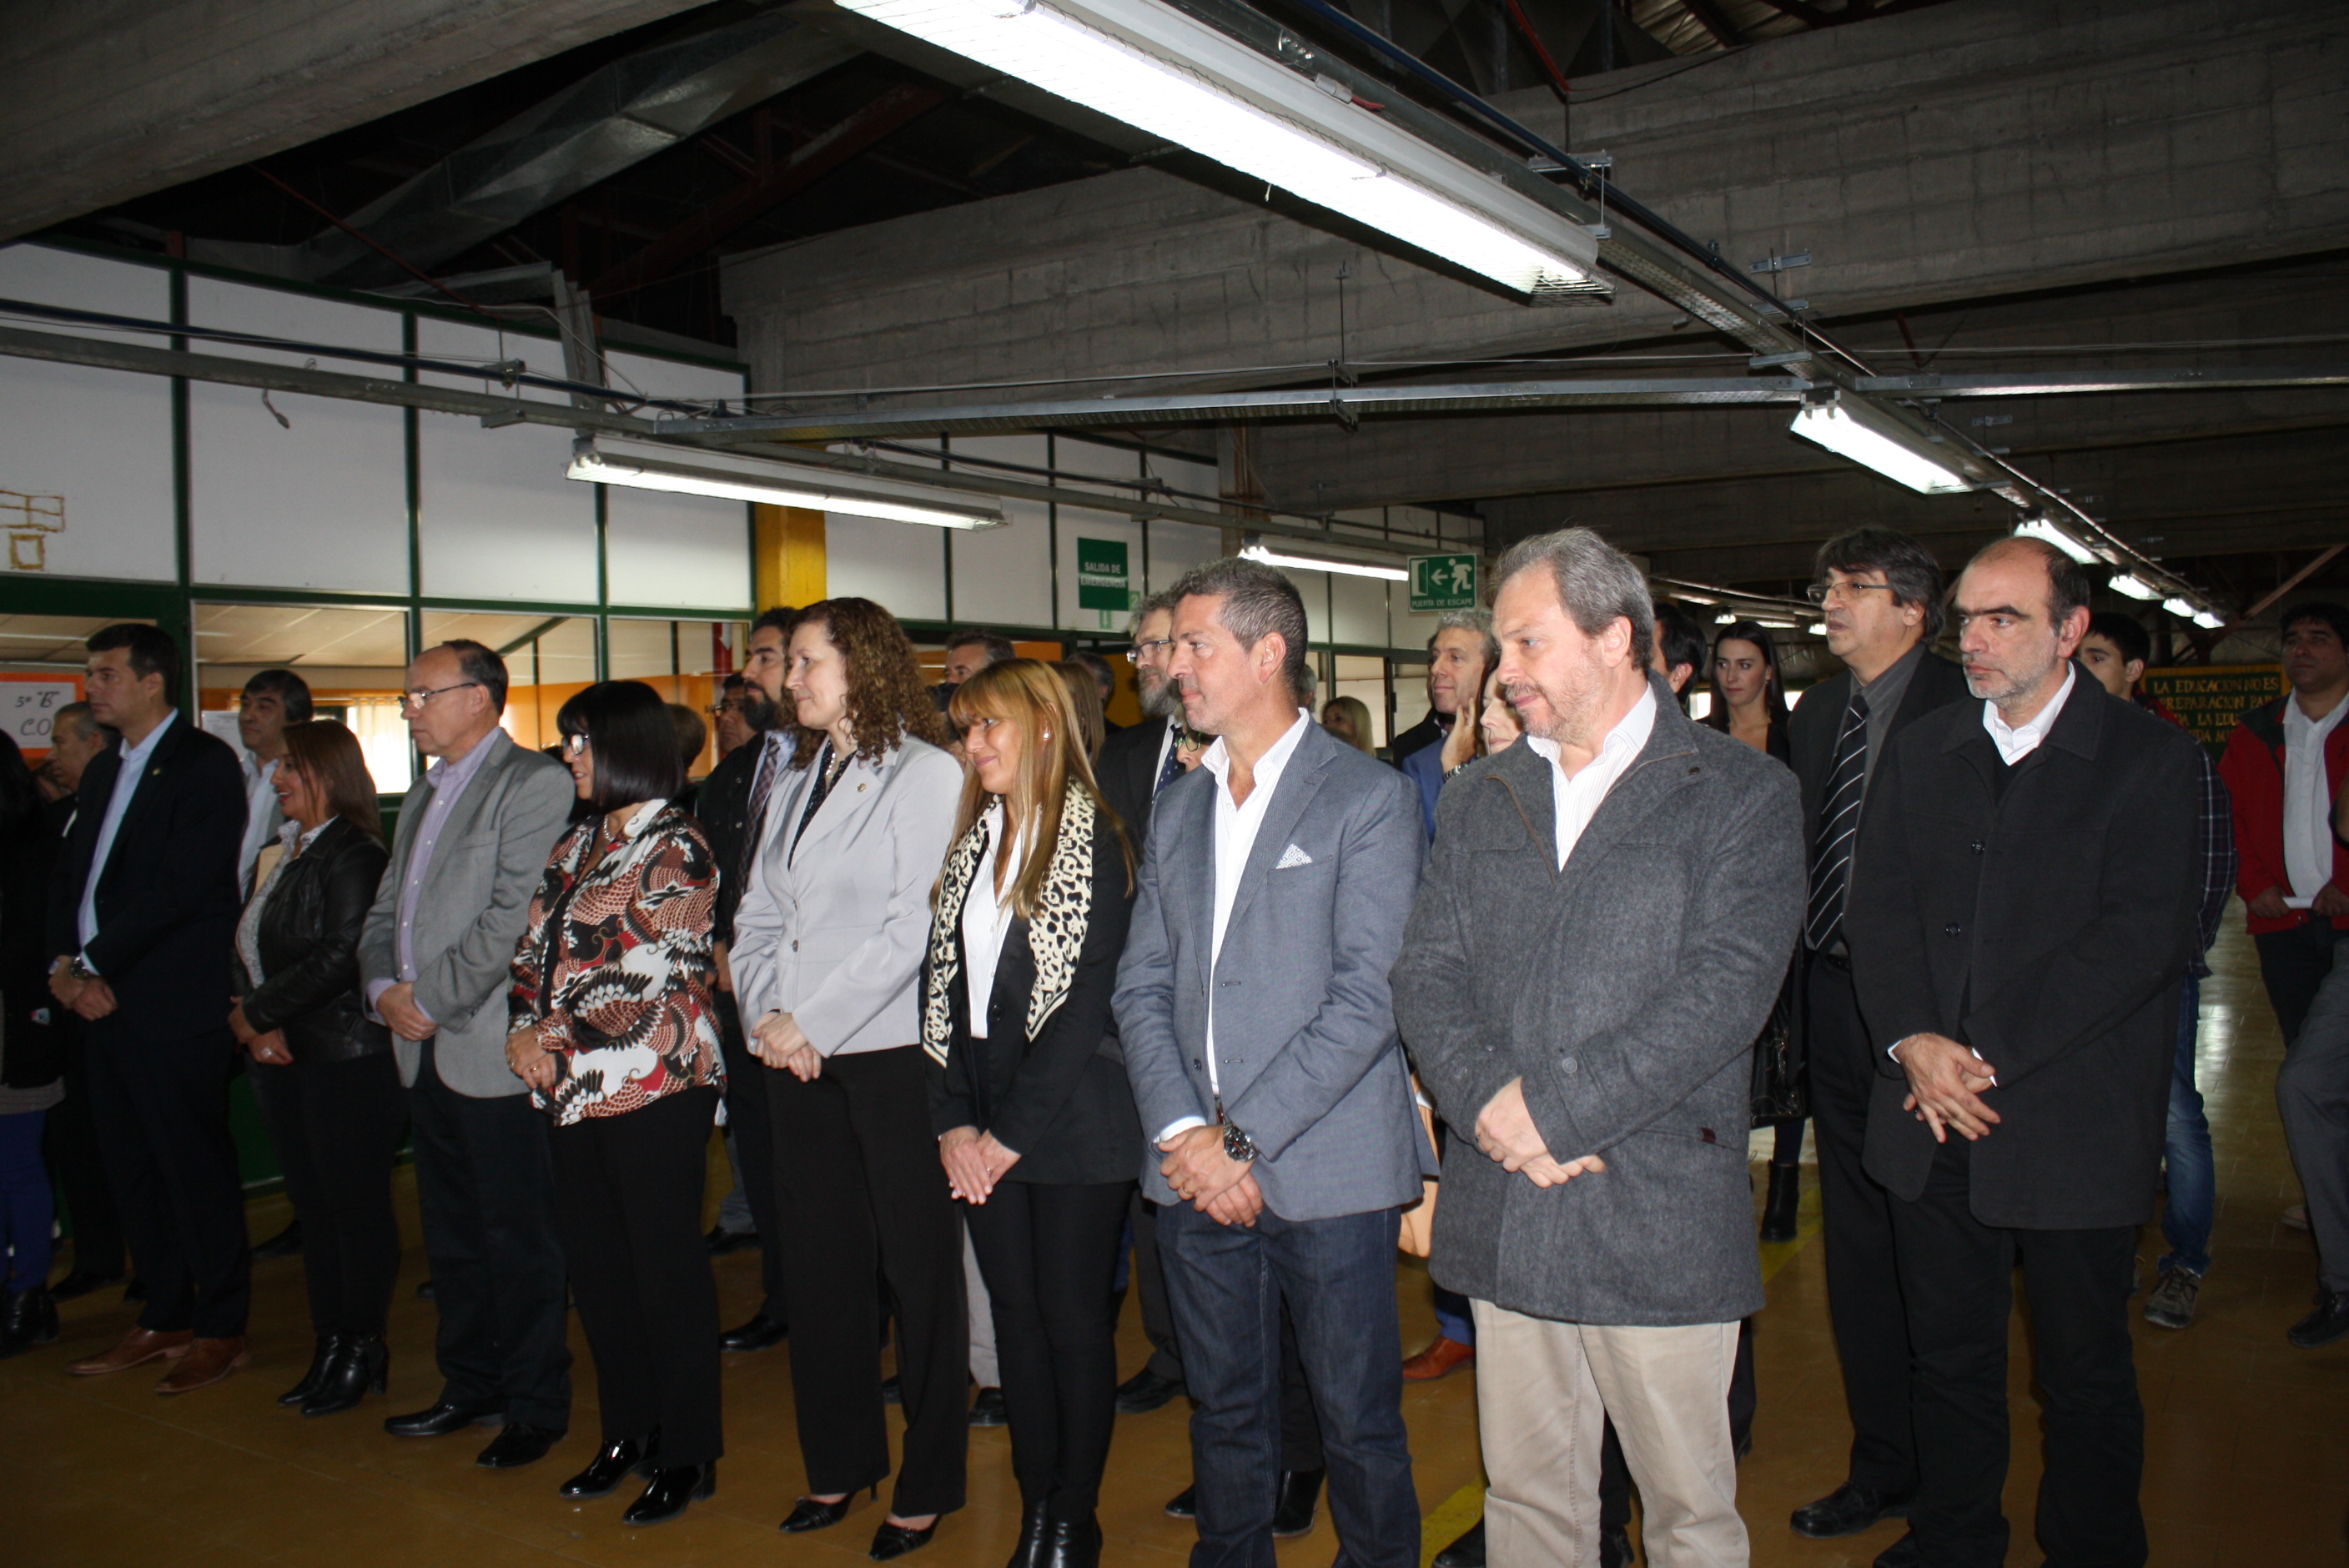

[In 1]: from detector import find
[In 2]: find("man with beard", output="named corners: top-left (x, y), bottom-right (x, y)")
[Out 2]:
top-left (700, 607), bottom-right (795, 1350)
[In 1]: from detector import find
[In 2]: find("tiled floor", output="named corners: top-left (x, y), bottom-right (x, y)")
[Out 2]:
top-left (11, 919), bottom-right (2347, 1566)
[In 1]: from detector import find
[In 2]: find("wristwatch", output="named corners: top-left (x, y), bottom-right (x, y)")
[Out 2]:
top-left (1221, 1122), bottom-right (1260, 1164)
top-left (68, 956), bottom-right (98, 983)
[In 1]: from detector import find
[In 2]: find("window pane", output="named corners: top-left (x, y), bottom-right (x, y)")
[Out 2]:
top-left (421, 611), bottom-right (596, 755)
top-left (194, 602), bottom-right (413, 793)
top-left (607, 617), bottom-right (746, 777)
top-left (0, 612), bottom-right (149, 761)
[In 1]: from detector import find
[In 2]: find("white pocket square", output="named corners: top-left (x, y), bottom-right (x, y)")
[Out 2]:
top-left (1275, 843), bottom-right (1314, 870)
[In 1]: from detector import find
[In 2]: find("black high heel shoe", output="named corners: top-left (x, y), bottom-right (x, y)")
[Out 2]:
top-left (870, 1515), bottom-right (941, 1560)
top-left (782, 1484), bottom-right (876, 1533)
top-left (560, 1430), bottom-right (657, 1499)
top-left (279, 1334), bottom-right (343, 1407)
top-left (1005, 1500), bottom-right (1049, 1568)
top-left (302, 1336), bottom-right (388, 1416)
top-left (623, 1462), bottom-right (715, 1526)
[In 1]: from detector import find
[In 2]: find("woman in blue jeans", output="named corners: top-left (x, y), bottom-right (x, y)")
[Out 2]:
top-left (0, 731), bottom-right (62, 1356)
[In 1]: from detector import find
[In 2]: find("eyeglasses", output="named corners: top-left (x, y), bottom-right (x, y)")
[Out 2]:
top-left (1125, 638), bottom-right (1174, 665)
top-left (1804, 580), bottom-right (1894, 606)
top-left (562, 732), bottom-right (591, 757)
top-left (400, 681), bottom-right (479, 711)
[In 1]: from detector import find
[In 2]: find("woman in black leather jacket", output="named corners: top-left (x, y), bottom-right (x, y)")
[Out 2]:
top-left (227, 719), bottom-right (403, 1417)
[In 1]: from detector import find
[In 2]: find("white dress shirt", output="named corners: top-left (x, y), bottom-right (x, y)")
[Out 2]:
top-left (238, 754), bottom-right (281, 893)
top-left (1983, 664), bottom-right (2075, 766)
top-left (1155, 708), bottom-right (1313, 1144)
top-left (1522, 686), bottom-right (1658, 870)
top-left (960, 802), bottom-right (1024, 1040)
top-left (2282, 690), bottom-right (2348, 907)
top-left (77, 709), bottom-right (178, 962)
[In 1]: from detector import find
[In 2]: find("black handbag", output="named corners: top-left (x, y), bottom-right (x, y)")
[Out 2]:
top-left (1749, 965), bottom-right (1806, 1127)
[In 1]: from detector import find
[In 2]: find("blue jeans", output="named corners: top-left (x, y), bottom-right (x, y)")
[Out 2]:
top-left (0, 1110), bottom-right (54, 1292)
top-left (1157, 1202), bottom-right (1420, 1568)
top-left (2159, 976), bottom-right (2215, 1278)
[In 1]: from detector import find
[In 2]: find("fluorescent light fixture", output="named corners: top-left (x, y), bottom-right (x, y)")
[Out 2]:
top-left (1789, 395), bottom-right (1974, 495)
top-left (2108, 572), bottom-right (2161, 601)
top-left (837, 0), bottom-right (1599, 301)
top-left (2162, 596), bottom-right (2200, 621)
top-left (1753, 619), bottom-right (1799, 631)
top-left (2015, 515), bottom-right (2097, 564)
top-left (1808, 622), bottom-right (1828, 636)
top-left (2193, 610), bottom-right (2226, 631)
top-left (568, 441), bottom-right (1003, 530)
top-left (1239, 540), bottom-right (1408, 581)
top-left (1714, 612), bottom-right (1737, 625)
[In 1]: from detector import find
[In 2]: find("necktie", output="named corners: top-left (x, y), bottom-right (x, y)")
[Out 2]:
top-left (1803, 689), bottom-right (1870, 952)
top-left (792, 741), bottom-right (846, 862)
top-left (1151, 722), bottom-right (1185, 798)
top-left (739, 735), bottom-right (780, 889)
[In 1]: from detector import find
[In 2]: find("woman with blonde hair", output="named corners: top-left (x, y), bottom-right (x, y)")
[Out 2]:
top-left (923, 659), bottom-right (1139, 1568)
top-left (1051, 660), bottom-right (1108, 765)
top-left (1320, 695), bottom-right (1376, 755)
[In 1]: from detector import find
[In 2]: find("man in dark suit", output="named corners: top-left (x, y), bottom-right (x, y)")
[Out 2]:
top-left (47, 624), bottom-right (252, 1392)
top-left (703, 606), bottom-right (793, 1352)
top-left (1786, 527), bottom-right (1974, 1543)
top-left (1848, 537), bottom-right (2198, 1568)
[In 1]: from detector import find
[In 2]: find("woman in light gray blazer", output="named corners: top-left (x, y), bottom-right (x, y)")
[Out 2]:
top-left (730, 598), bottom-right (967, 1561)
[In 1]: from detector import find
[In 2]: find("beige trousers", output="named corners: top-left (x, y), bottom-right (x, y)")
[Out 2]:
top-left (1471, 1301), bottom-right (1747, 1568)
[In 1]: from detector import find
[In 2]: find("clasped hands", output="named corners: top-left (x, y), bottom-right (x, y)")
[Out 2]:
top-left (504, 1021), bottom-right (561, 1093)
top-left (1474, 1078), bottom-right (1606, 1188)
top-left (938, 1126), bottom-right (1021, 1204)
top-left (226, 999), bottom-right (292, 1066)
top-left (751, 1011), bottom-right (822, 1080)
top-left (1890, 1033), bottom-right (1999, 1143)
top-left (47, 957), bottom-right (116, 1021)
top-left (1160, 1126), bottom-right (1263, 1227)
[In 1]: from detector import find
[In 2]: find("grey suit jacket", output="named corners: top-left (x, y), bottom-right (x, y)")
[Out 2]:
top-left (1394, 680), bottom-right (1803, 1325)
top-left (1112, 719), bottom-right (1432, 1223)
top-left (358, 729), bottom-right (574, 1097)
top-left (731, 736), bottom-right (963, 1056)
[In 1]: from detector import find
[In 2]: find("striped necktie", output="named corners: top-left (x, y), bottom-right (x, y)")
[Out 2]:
top-left (1803, 689), bottom-right (1870, 952)
top-left (1151, 721), bottom-right (1185, 798)
top-left (739, 734), bottom-right (781, 888)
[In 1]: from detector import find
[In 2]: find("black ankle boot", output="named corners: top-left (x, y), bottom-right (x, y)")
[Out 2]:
top-left (623, 1462), bottom-right (715, 1525)
top-left (1005, 1500), bottom-right (1049, 1568)
top-left (0, 1286), bottom-right (58, 1359)
top-left (1037, 1515), bottom-right (1100, 1568)
top-left (279, 1334), bottom-right (344, 1405)
top-left (1760, 1161), bottom-right (1800, 1243)
top-left (302, 1336), bottom-right (388, 1416)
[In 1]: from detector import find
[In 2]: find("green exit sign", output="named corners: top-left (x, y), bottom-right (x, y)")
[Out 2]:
top-left (1076, 537), bottom-right (1131, 613)
top-left (1409, 553), bottom-right (1479, 612)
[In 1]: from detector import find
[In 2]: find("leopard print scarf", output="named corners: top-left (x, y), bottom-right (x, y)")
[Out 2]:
top-left (922, 787), bottom-right (1098, 1067)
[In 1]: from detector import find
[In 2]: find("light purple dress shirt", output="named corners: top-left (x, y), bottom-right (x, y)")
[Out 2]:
top-left (365, 730), bottom-right (503, 1025)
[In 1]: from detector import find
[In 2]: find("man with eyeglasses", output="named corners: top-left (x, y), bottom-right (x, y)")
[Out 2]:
top-left (1784, 529), bottom-right (1972, 1546)
top-left (360, 639), bottom-right (575, 1468)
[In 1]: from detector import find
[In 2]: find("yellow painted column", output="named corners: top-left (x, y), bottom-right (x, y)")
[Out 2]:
top-left (753, 504), bottom-right (826, 611)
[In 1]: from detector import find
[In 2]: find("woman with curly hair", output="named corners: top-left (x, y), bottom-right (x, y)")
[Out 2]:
top-left (730, 597), bottom-right (969, 1560)
top-left (506, 679), bottom-right (727, 1526)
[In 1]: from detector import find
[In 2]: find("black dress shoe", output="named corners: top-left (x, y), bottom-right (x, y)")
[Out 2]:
top-left (1790, 1482), bottom-right (1911, 1539)
top-left (969, 1386), bottom-right (1008, 1427)
top-left (476, 1422), bottom-right (561, 1468)
top-left (1271, 1469), bottom-right (1325, 1537)
top-left (385, 1400), bottom-right (501, 1438)
top-left (1759, 1162), bottom-right (1800, 1243)
top-left (782, 1488), bottom-right (873, 1533)
top-left (1162, 1485), bottom-right (1195, 1519)
top-left (1873, 1530), bottom-right (1924, 1568)
top-left (2289, 1287), bottom-right (2349, 1348)
top-left (1036, 1515), bottom-right (1099, 1568)
top-left (302, 1336), bottom-right (388, 1416)
top-left (1005, 1500), bottom-right (1049, 1568)
top-left (414, 1278), bottom-right (435, 1301)
top-left (706, 1224), bottom-right (758, 1256)
top-left (560, 1434), bottom-right (654, 1498)
top-left (46, 1269), bottom-right (124, 1304)
top-left (720, 1310), bottom-right (789, 1352)
top-left (1598, 1524), bottom-right (1634, 1568)
top-left (279, 1335), bottom-right (344, 1407)
top-left (1431, 1520), bottom-right (1483, 1568)
top-left (624, 1462), bottom-right (715, 1525)
top-left (0, 1286), bottom-right (60, 1359)
top-left (251, 1219), bottom-right (304, 1260)
top-left (870, 1517), bottom-right (940, 1560)
top-left (880, 1373), bottom-right (903, 1405)
top-left (1114, 1366), bottom-right (1184, 1414)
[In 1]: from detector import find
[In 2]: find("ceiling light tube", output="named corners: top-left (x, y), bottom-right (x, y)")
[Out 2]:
top-left (1789, 394), bottom-right (1974, 495)
top-left (837, 0), bottom-right (1599, 301)
top-left (568, 441), bottom-right (1004, 529)
top-left (1239, 539), bottom-right (1408, 580)
top-left (2108, 572), bottom-right (2161, 601)
top-left (2161, 596), bottom-right (2201, 621)
top-left (2014, 515), bottom-right (2097, 565)
top-left (2192, 610), bottom-right (2226, 631)
top-left (1808, 622), bottom-right (1828, 636)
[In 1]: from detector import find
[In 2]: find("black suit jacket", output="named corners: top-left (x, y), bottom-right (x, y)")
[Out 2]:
top-left (1095, 716), bottom-right (1177, 847)
top-left (695, 739), bottom-right (762, 946)
top-left (1787, 648), bottom-right (1974, 857)
top-left (1389, 710), bottom-right (1443, 768)
top-left (46, 714), bottom-right (246, 1045)
top-left (1847, 676), bottom-right (2200, 1229)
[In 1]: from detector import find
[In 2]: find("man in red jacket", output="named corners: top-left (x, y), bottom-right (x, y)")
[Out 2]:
top-left (2218, 604), bottom-right (2349, 1056)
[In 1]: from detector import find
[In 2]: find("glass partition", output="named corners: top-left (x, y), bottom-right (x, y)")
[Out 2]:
top-left (194, 602), bottom-right (412, 792)
top-left (421, 610), bottom-right (597, 756)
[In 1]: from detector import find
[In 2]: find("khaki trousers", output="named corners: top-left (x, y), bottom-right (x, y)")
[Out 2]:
top-left (1471, 1301), bottom-right (1747, 1568)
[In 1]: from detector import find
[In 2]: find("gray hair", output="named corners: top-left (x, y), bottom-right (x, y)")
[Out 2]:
top-left (1128, 590), bottom-right (1177, 636)
top-left (1429, 606), bottom-right (1498, 669)
top-left (1168, 557), bottom-right (1311, 701)
top-left (1494, 527), bottom-right (1654, 656)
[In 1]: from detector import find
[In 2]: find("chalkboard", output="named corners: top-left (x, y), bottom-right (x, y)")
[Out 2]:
top-left (2140, 664), bottom-right (2287, 756)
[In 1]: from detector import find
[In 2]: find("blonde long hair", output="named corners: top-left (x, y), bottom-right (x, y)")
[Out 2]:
top-left (943, 659), bottom-right (1132, 917)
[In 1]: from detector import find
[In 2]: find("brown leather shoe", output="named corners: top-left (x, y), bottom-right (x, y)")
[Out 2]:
top-left (155, 1337), bottom-right (250, 1395)
top-left (1401, 1334), bottom-right (1475, 1381)
top-left (66, 1326), bottom-right (192, 1376)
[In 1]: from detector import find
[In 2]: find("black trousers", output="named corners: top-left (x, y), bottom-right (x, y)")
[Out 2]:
top-left (768, 1045), bottom-right (968, 1515)
top-left (714, 994), bottom-right (786, 1314)
top-left (408, 1040), bottom-right (571, 1430)
top-left (253, 1051), bottom-right (406, 1337)
top-left (2254, 919), bottom-right (2345, 1049)
top-left (1889, 1138), bottom-right (2145, 1568)
top-left (1805, 954), bottom-right (1919, 1495)
top-left (46, 1018), bottom-right (124, 1278)
top-left (965, 1179), bottom-right (1133, 1517)
top-left (553, 1087), bottom-right (725, 1465)
top-left (84, 1025), bottom-right (249, 1338)
top-left (1129, 1192), bottom-right (1185, 1384)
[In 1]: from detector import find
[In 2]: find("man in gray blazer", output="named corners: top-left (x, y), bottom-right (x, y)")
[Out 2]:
top-left (1395, 529), bottom-right (1803, 1568)
top-left (1114, 558), bottom-right (1430, 1568)
top-left (360, 640), bottom-right (575, 1467)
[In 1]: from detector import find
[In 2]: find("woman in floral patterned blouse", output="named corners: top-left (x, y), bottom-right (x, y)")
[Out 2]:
top-left (506, 679), bottom-right (725, 1528)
